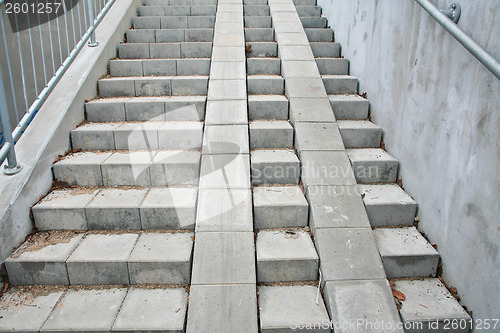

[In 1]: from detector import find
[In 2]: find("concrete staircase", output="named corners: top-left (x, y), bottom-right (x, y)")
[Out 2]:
top-left (0, 0), bottom-right (472, 332)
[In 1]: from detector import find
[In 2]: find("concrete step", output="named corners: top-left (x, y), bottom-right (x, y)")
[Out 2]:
top-left (243, 5), bottom-right (270, 16)
top-left (71, 121), bottom-right (203, 151)
top-left (251, 149), bottom-right (300, 185)
top-left (245, 16), bottom-right (272, 28)
top-left (373, 227), bottom-right (440, 278)
top-left (33, 187), bottom-right (197, 231)
top-left (347, 148), bottom-right (399, 183)
top-left (245, 41), bottom-right (277, 57)
top-left (247, 75), bottom-right (284, 95)
top-left (85, 96), bottom-right (206, 122)
top-left (98, 76), bottom-right (209, 97)
top-left (316, 57), bottom-right (349, 75)
top-left (322, 75), bottom-right (358, 94)
top-left (138, 5), bottom-right (217, 17)
top-left (127, 28), bottom-right (214, 43)
top-left (256, 230), bottom-right (319, 282)
top-left (329, 94), bottom-right (369, 119)
top-left (359, 184), bottom-right (418, 227)
top-left (243, 0), bottom-right (267, 5)
top-left (249, 120), bottom-right (293, 149)
top-left (248, 95), bottom-right (289, 120)
top-left (294, 122), bottom-right (344, 155)
top-left (394, 278), bottom-right (472, 332)
top-left (245, 28), bottom-right (275, 42)
top-left (338, 120), bottom-right (382, 148)
top-left (110, 58), bottom-right (211, 77)
top-left (293, 0), bottom-right (317, 5)
top-left (134, 15), bottom-right (216, 29)
top-left (53, 150), bottom-right (201, 186)
top-left (5, 232), bottom-right (194, 285)
top-left (118, 42), bottom-right (213, 59)
top-left (0, 286), bottom-right (188, 332)
top-left (144, 0), bottom-right (217, 5)
top-left (253, 186), bottom-right (308, 229)
top-left (296, 5), bottom-right (321, 17)
top-left (247, 58), bottom-right (281, 75)
top-left (305, 28), bottom-right (333, 42)
top-left (301, 16), bottom-right (327, 28)
top-left (311, 42), bottom-right (340, 57)
top-left (259, 286), bottom-right (330, 331)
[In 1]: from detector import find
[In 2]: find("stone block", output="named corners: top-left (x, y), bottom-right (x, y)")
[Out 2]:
top-left (202, 125), bottom-right (249, 154)
top-left (249, 120), bottom-right (293, 149)
top-left (300, 151), bottom-right (356, 187)
top-left (338, 120), bottom-right (382, 148)
top-left (158, 121), bottom-right (203, 149)
top-left (248, 95), bottom-right (288, 120)
top-left (205, 100), bottom-right (248, 125)
top-left (329, 94), bottom-right (369, 120)
top-left (294, 122), bottom-right (344, 154)
top-left (289, 97), bottom-right (336, 124)
top-left (101, 151), bottom-right (153, 186)
top-left (199, 154), bottom-right (251, 189)
top-left (251, 149), bottom-right (300, 185)
top-left (347, 148), bottom-right (399, 183)
top-left (322, 75), bottom-right (358, 94)
top-left (247, 75), bottom-right (284, 95)
top-left (149, 150), bottom-right (201, 186)
top-left (53, 152), bottom-right (111, 186)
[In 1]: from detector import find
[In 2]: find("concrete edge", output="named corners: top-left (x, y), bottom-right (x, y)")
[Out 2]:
top-left (0, 0), bottom-right (142, 264)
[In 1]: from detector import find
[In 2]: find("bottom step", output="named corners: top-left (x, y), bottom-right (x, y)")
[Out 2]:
top-left (0, 286), bottom-right (188, 332)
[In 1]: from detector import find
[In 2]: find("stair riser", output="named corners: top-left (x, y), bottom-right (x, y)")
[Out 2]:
top-left (245, 42), bottom-right (277, 57)
top-left (247, 76), bottom-right (284, 95)
top-left (257, 260), bottom-right (318, 283)
top-left (118, 42), bottom-right (213, 59)
top-left (305, 28), bottom-right (333, 42)
top-left (247, 58), bottom-right (281, 75)
top-left (338, 127), bottom-right (382, 148)
top-left (350, 160), bottom-right (399, 183)
top-left (245, 16), bottom-right (272, 28)
top-left (110, 59), bottom-right (211, 77)
top-left (322, 77), bottom-right (358, 94)
top-left (300, 16), bottom-right (326, 28)
top-left (134, 16), bottom-right (216, 29)
top-left (243, 5), bottom-right (270, 16)
top-left (316, 58), bottom-right (349, 75)
top-left (99, 77), bottom-right (208, 97)
top-left (296, 5), bottom-right (321, 17)
top-left (249, 125), bottom-right (293, 149)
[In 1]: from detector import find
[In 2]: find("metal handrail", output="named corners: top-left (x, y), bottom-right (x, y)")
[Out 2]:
top-left (0, 0), bottom-right (116, 174)
top-left (415, 0), bottom-right (500, 80)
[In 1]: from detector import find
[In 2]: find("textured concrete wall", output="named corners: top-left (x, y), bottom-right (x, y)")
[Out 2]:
top-left (318, 0), bottom-right (500, 325)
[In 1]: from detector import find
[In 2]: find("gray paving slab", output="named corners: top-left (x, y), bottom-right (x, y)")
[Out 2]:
top-left (66, 233), bottom-right (138, 285)
top-left (53, 152), bottom-right (111, 186)
top-left (306, 185), bottom-right (371, 229)
top-left (359, 184), bottom-right (418, 227)
top-left (395, 278), bottom-right (472, 333)
top-left (373, 227), bottom-right (440, 278)
top-left (0, 287), bottom-right (64, 332)
top-left (33, 188), bottom-right (98, 230)
top-left (289, 97), bottom-right (336, 124)
top-left (250, 120), bottom-right (293, 149)
top-left (285, 77), bottom-right (327, 98)
top-left (112, 287), bottom-right (188, 333)
top-left (196, 189), bottom-right (253, 232)
top-left (279, 45), bottom-right (315, 61)
top-left (140, 187), bottom-right (197, 230)
top-left (300, 151), bottom-right (357, 187)
top-left (203, 125), bottom-right (249, 154)
top-left (149, 150), bottom-right (201, 186)
top-left (207, 79), bottom-right (246, 100)
top-left (186, 284), bottom-right (258, 333)
top-left (85, 188), bottom-right (148, 230)
top-left (256, 230), bottom-right (318, 282)
top-left (128, 232), bottom-right (194, 284)
top-left (295, 122), bottom-right (344, 153)
top-left (210, 61), bottom-right (246, 79)
top-left (199, 154), bottom-right (251, 189)
top-left (253, 186), bottom-right (308, 229)
top-left (347, 148), bottom-right (399, 183)
top-left (314, 228), bottom-right (386, 282)
top-left (323, 279), bottom-right (404, 333)
top-left (259, 285), bottom-right (330, 332)
top-left (211, 47), bottom-right (246, 62)
top-left (281, 60), bottom-right (320, 78)
top-left (205, 100), bottom-right (248, 125)
top-left (191, 232), bottom-right (256, 284)
top-left (41, 288), bottom-right (127, 332)
top-left (251, 149), bottom-right (300, 185)
top-left (5, 233), bottom-right (84, 285)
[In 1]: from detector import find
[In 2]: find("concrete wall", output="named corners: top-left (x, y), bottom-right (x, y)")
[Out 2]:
top-left (317, 0), bottom-right (500, 326)
top-left (0, 0), bottom-right (141, 264)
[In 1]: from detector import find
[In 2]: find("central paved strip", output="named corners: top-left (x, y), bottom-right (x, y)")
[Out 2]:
top-left (186, 0), bottom-right (258, 332)
top-left (268, 0), bottom-right (403, 329)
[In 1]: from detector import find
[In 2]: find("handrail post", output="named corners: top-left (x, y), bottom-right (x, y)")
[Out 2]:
top-left (87, 0), bottom-right (99, 47)
top-left (0, 64), bottom-right (22, 175)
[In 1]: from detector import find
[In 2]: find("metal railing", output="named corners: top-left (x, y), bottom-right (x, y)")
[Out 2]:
top-left (415, 0), bottom-right (500, 80)
top-left (0, 0), bottom-right (116, 175)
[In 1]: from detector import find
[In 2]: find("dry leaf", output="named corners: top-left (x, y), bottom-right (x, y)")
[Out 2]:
top-left (392, 289), bottom-right (406, 301)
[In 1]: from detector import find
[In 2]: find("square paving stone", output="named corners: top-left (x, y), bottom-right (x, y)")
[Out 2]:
top-left (199, 154), bottom-right (251, 189)
top-left (253, 186), bottom-right (308, 229)
top-left (207, 79), bottom-right (247, 100)
top-left (196, 189), bottom-right (253, 232)
top-left (112, 287), bottom-right (188, 332)
top-left (5, 232), bottom-right (84, 285)
top-left (301, 151), bottom-right (357, 187)
top-left (251, 149), bottom-right (300, 185)
top-left (66, 233), bottom-right (138, 285)
top-left (323, 279), bottom-right (404, 333)
top-left (306, 185), bottom-right (371, 229)
top-left (294, 122), bottom-right (345, 153)
top-left (285, 77), bottom-right (327, 98)
top-left (33, 188), bottom-right (98, 230)
top-left (191, 232), bottom-right (256, 284)
top-left (210, 61), bottom-right (246, 79)
top-left (186, 284), bottom-right (258, 333)
top-left (140, 187), bottom-right (198, 229)
top-left (0, 287), bottom-right (64, 332)
top-left (41, 288), bottom-right (127, 332)
top-left (205, 100), bottom-right (248, 125)
top-left (128, 232), bottom-right (194, 284)
top-left (314, 228), bottom-right (386, 283)
top-left (394, 278), bottom-right (472, 333)
top-left (202, 125), bottom-right (249, 154)
top-left (256, 230), bottom-right (318, 282)
top-left (85, 188), bottom-right (148, 230)
top-left (289, 97), bottom-right (336, 124)
top-left (259, 285), bottom-right (330, 332)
